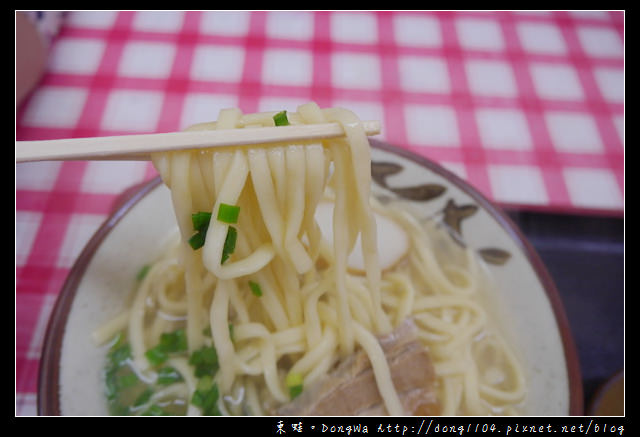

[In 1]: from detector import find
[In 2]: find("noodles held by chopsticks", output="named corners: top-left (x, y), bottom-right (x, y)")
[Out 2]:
top-left (94, 103), bottom-right (526, 416)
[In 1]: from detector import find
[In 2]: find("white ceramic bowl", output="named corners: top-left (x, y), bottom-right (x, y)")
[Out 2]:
top-left (38, 140), bottom-right (583, 415)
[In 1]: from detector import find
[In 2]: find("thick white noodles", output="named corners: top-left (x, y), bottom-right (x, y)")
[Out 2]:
top-left (95, 103), bottom-right (526, 416)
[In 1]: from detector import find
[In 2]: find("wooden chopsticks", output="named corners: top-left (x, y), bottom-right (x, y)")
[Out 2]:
top-left (15, 121), bottom-right (381, 163)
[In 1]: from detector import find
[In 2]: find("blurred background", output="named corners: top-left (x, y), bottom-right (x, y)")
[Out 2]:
top-left (16, 11), bottom-right (623, 415)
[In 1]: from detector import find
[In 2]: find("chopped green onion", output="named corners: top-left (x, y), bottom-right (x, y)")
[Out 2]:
top-left (190, 390), bottom-right (206, 409)
top-left (248, 280), bottom-right (263, 297)
top-left (197, 375), bottom-right (214, 392)
top-left (285, 372), bottom-right (304, 399)
top-left (217, 203), bottom-right (240, 224)
top-left (189, 211), bottom-right (239, 255)
top-left (141, 404), bottom-right (169, 416)
top-left (273, 110), bottom-right (290, 126)
top-left (145, 346), bottom-right (168, 367)
top-left (188, 231), bottom-right (206, 250)
top-left (136, 264), bottom-right (151, 281)
top-left (189, 345), bottom-right (219, 378)
top-left (191, 211), bottom-right (212, 231)
top-left (157, 366), bottom-right (183, 385)
top-left (117, 372), bottom-right (139, 389)
top-left (191, 379), bottom-right (221, 416)
top-left (189, 212), bottom-right (212, 250)
top-left (159, 329), bottom-right (188, 353)
top-left (109, 343), bottom-right (132, 367)
top-left (221, 226), bottom-right (237, 264)
top-left (289, 384), bottom-right (303, 400)
top-left (145, 329), bottom-right (188, 366)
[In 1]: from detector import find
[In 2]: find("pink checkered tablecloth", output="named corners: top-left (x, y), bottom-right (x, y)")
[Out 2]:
top-left (15, 11), bottom-right (624, 415)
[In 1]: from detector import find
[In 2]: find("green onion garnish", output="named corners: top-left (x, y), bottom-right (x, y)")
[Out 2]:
top-left (188, 232), bottom-right (206, 251)
top-left (117, 372), bottom-right (139, 389)
top-left (221, 226), bottom-right (237, 264)
top-left (191, 376), bottom-right (221, 416)
top-left (192, 211), bottom-right (212, 231)
top-left (197, 374), bottom-right (215, 392)
top-left (145, 346), bottom-right (168, 367)
top-left (109, 343), bottom-right (132, 367)
top-left (189, 345), bottom-right (219, 378)
top-left (141, 404), bottom-right (169, 416)
top-left (189, 212), bottom-right (212, 250)
top-left (273, 110), bottom-right (289, 126)
top-left (189, 211), bottom-right (239, 256)
top-left (289, 384), bottom-right (303, 400)
top-left (136, 264), bottom-right (150, 281)
top-left (248, 280), bottom-right (263, 297)
top-left (145, 329), bottom-right (188, 366)
top-left (285, 372), bottom-right (304, 399)
top-left (217, 203), bottom-right (240, 224)
top-left (159, 329), bottom-right (188, 353)
top-left (157, 366), bottom-right (183, 385)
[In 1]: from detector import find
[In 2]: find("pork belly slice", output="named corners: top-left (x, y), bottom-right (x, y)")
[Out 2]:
top-left (277, 319), bottom-right (439, 416)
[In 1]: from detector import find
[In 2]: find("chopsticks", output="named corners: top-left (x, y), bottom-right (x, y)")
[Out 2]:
top-left (15, 120), bottom-right (381, 163)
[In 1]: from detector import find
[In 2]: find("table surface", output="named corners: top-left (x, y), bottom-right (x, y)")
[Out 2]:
top-left (15, 10), bottom-right (624, 415)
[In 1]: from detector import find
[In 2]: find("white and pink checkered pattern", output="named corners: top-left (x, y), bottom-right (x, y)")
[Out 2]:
top-left (15, 11), bottom-right (624, 415)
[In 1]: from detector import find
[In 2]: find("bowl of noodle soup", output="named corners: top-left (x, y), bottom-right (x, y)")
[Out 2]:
top-left (39, 104), bottom-right (582, 416)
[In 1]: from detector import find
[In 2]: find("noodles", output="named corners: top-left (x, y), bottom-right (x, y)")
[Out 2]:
top-left (94, 103), bottom-right (526, 416)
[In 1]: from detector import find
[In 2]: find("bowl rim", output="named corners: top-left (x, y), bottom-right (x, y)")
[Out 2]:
top-left (37, 139), bottom-right (583, 416)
